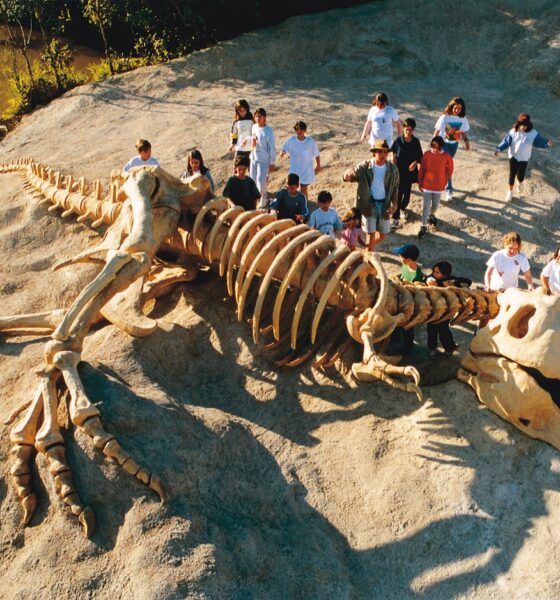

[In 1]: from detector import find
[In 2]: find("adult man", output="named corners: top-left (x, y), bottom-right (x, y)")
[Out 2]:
top-left (342, 139), bottom-right (399, 251)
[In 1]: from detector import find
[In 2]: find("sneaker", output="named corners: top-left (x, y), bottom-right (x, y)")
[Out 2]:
top-left (516, 181), bottom-right (523, 194)
top-left (391, 219), bottom-right (400, 230)
top-left (418, 225), bottom-right (427, 239)
top-left (505, 190), bottom-right (513, 201)
top-left (444, 344), bottom-right (458, 356)
top-left (428, 214), bottom-right (438, 227)
top-left (445, 190), bottom-right (453, 202)
top-left (428, 349), bottom-right (438, 360)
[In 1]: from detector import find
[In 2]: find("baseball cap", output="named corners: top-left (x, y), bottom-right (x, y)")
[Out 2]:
top-left (392, 244), bottom-right (419, 260)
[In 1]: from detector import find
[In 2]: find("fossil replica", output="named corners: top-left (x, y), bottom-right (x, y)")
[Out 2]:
top-left (458, 287), bottom-right (560, 450)
top-left (0, 159), bottom-right (499, 536)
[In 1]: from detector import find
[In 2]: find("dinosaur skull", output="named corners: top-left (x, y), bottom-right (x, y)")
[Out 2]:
top-left (459, 288), bottom-right (560, 449)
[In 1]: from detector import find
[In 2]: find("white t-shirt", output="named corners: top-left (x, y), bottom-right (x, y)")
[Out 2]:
top-left (542, 259), bottom-right (560, 295)
top-left (434, 114), bottom-right (470, 145)
top-left (123, 155), bottom-right (160, 172)
top-left (367, 105), bottom-right (400, 147)
top-left (231, 118), bottom-right (254, 152)
top-left (282, 136), bottom-right (320, 185)
top-left (486, 249), bottom-right (530, 290)
top-left (371, 163), bottom-right (387, 200)
top-left (309, 207), bottom-right (343, 238)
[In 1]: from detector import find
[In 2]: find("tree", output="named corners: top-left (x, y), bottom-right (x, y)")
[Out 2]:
top-left (81, 0), bottom-right (117, 74)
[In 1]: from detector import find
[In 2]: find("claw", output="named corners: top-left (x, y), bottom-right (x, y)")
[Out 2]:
top-left (149, 474), bottom-right (167, 503)
top-left (79, 506), bottom-right (96, 538)
top-left (21, 492), bottom-right (38, 526)
top-left (10, 443), bottom-right (37, 525)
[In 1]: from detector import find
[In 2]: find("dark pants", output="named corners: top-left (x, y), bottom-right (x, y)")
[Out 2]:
top-left (427, 320), bottom-right (455, 352)
top-left (393, 172), bottom-right (414, 220)
top-left (391, 326), bottom-right (415, 355)
top-left (508, 157), bottom-right (528, 186)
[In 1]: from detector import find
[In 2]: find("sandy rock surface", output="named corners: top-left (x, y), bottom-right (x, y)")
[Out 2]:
top-left (1, 1), bottom-right (559, 598)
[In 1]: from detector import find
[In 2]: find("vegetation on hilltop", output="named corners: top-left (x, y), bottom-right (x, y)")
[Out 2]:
top-left (0, 0), bottom-right (368, 133)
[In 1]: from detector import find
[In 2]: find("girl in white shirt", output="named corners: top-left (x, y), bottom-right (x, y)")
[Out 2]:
top-left (229, 99), bottom-right (254, 165)
top-left (494, 113), bottom-right (554, 201)
top-left (433, 96), bottom-right (470, 201)
top-left (541, 248), bottom-right (560, 296)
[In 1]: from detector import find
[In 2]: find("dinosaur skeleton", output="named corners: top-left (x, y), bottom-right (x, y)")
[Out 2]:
top-left (0, 159), bottom-right (499, 536)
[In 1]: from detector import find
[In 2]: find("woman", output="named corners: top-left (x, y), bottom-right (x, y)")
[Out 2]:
top-left (494, 113), bottom-right (554, 201)
top-left (433, 96), bottom-right (470, 201)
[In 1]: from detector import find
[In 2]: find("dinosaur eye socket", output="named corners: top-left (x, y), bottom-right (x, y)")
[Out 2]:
top-left (507, 305), bottom-right (536, 339)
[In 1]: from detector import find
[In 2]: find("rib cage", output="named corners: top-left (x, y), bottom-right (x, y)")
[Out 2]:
top-left (2, 160), bottom-right (500, 366)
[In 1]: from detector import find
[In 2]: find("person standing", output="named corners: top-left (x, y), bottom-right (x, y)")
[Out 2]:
top-left (228, 99), bottom-right (254, 166)
top-left (179, 149), bottom-right (215, 193)
top-left (541, 248), bottom-right (560, 296)
top-left (123, 139), bottom-right (160, 172)
top-left (268, 173), bottom-right (309, 223)
top-left (494, 113), bottom-right (554, 201)
top-left (250, 107), bottom-right (277, 207)
top-left (342, 139), bottom-right (399, 252)
top-left (417, 136), bottom-right (453, 239)
top-left (433, 96), bottom-right (470, 201)
top-left (391, 117), bottom-right (423, 229)
top-left (425, 260), bottom-right (459, 359)
top-left (280, 120), bottom-right (321, 198)
top-left (484, 232), bottom-right (534, 292)
top-left (222, 155), bottom-right (261, 211)
top-left (360, 92), bottom-right (402, 149)
top-left (308, 191), bottom-right (343, 238)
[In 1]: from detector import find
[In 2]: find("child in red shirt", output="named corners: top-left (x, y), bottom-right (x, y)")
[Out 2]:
top-left (417, 136), bottom-right (453, 239)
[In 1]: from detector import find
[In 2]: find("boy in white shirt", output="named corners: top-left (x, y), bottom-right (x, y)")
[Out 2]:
top-left (541, 248), bottom-right (560, 296)
top-left (484, 231), bottom-right (533, 292)
top-left (309, 191), bottom-right (342, 239)
top-left (123, 139), bottom-right (160, 172)
top-left (280, 120), bottom-right (321, 198)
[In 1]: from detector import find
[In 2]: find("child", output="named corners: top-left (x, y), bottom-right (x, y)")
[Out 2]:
top-left (341, 208), bottom-right (366, 250)
top-left (417, 136), bottom-right (453, 239)
top-left (360, 91), bottom-right (402, 149)
top-left (309, 191), bottom-right (342, 239)
top-left (250, 107), bottom-right (277, 207)
top-left (540, 248), bottom-right (560, 296)
top-left (123, 139), bottom-right (160, 172)
top-left (393, 243), bottom-right (423, 283)
top-left (222, 155), bottom-right (261, 211)
top-left (391, 243), bottom-right (422, 355)
top-left (228, 99), bottom-right (254, 164)
top-left (391, 117), bottom-right (423, 229)
top-left (268, 173), bottom-right (309, 223)
top-left (433, 96), bottom-right (470, 201)
top-left (484, 231), bottom-right (534, 292)
top-left (425, 260), bottom-right (458, 359)
top-left (179, 149), bottom-right (215, 193)
top-left (280, 121), bottom-right (321, 198)
top-left (494, 113), bottom-right (554, 200)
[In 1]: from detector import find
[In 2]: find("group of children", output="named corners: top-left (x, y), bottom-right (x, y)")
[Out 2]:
top-left (121, 95), bottom-right (560, 360)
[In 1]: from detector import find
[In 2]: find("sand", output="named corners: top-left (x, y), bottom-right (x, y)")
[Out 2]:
top-left (1, 0), bottom-right (560, 597)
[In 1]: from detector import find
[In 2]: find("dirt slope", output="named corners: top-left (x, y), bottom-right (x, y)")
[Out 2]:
top-left (1, 1), bottom-right (559, 598)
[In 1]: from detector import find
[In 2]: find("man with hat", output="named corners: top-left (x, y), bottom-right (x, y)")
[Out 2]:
top-left (342, 139), bottom-right (399, 252)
